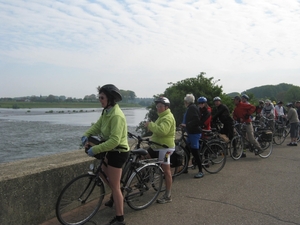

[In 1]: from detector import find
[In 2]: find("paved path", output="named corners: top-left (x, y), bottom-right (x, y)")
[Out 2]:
top-left (42, 139), bottom-right (300, 225)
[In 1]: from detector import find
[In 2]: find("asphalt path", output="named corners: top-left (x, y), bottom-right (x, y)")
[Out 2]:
top-left (42, 139), bottom-right (300, 225)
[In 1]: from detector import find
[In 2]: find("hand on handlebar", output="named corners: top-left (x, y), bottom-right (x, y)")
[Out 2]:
top-left (87, 147), bottom-right (95, 157)
top-left (81, 136), bottom-right (88, 146)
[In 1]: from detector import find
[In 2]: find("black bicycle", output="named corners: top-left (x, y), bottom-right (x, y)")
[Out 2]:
top-left (230, 122), bottom-right (273, 160)
top-left (56, 137), bottom-right (164, 225)
top-left (173, 127), bottom-right (226, 175)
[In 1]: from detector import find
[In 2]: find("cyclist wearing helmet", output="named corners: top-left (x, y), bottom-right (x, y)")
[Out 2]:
top-left (212, 96), bottom-right (234, 139)
top-left (255, 100), bottom-right (264, 121)
top-left (241, 94), bottom-right (250, 104)
top-left (233, 96), bottom-right (263, 155)
top-left (145, 96), bottom-right (176, 203)
top-left (82, 84), bottom-right (129, 225)
top-left (261, 99), bottom-right (275, 132)
top-left (286, 103), bottom-right (299, 146)
top-left (180, 94), bottom-right (204, 179)
top-left (295, 101), bottom-right (300, 141)
top-left (197, 96), bottom-right (212, 130)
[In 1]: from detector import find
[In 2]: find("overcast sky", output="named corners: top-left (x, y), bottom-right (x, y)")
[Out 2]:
top-left (1, 0), bottom-right (300, 99)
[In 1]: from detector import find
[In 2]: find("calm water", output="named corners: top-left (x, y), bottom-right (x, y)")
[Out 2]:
top-left (0, 107), bottom-right (148, 164)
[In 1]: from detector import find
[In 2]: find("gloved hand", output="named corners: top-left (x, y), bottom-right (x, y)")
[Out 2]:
top-left (81, 136), bottom-right (88, 146)
top-left (87, 147), bottom-right (95, 157)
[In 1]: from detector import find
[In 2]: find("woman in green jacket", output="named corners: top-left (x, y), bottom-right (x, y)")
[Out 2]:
top-left (82, 84), bottom-right (129, 225)
top-left (145, 97), bottom-right (176, 204)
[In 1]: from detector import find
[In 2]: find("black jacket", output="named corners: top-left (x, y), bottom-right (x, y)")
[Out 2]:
top-left (212, 104), bottom-right (233, 125)
top-left (185, 103), bottom-right (202, 134)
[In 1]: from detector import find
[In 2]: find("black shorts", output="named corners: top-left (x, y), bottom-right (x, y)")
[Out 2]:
top-left (106, 151), bottom-right (129, 168)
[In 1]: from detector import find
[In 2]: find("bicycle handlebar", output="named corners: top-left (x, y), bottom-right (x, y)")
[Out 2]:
top-left (127, 132), bottom-right (169, 148)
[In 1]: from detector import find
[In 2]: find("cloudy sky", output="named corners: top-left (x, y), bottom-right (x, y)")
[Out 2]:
top-left (1, 0), bottom-right (300, 99)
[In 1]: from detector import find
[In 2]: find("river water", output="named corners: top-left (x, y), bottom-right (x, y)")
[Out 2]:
top-left (0, 107), bottom-right (148, 164)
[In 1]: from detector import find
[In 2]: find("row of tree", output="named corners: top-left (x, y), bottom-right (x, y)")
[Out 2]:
top-left (136, 72), bottom-right (300, 135)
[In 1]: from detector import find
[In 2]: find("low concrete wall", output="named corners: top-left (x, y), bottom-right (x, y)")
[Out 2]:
top-left (0, 149), bottom-right (99, 225)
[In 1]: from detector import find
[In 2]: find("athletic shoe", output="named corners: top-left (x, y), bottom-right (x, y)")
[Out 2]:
top-left (105, 217), bottom-right (125, 225)
top-left (292, 143), bottom-right (298, 146)
top-left (287, 143), bottom-right (294, 146)
top-left (157, 195), bottom-right (172, 204)
top-left (194, 172), bottom-right (204, 179)
top-left (241, 153), bottom-right (247, 158)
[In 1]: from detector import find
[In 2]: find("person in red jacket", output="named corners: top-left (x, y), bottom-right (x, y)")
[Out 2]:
top-left (197, 96), bottom-right (212, 130)
top-left (232, 96), bottom-right (263, 155)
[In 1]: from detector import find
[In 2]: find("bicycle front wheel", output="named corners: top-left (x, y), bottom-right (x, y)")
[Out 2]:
top-left (202, 142), bottom-right (226, 174)
top-left (257, 139), bottom-right (273, 158)
top-left (125, 164), bottom-right (163, 210)
top-left (56, 174), bottom-right (105, 225)
top-left (273, 127), bottom-right (287, 145)
top-left (230, 136), bottom-right (244, 160)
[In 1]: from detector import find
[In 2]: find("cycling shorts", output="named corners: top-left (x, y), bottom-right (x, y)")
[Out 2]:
top-left (147, 147), bottom-right (175, 165)
top-left (106, 151), bottom-right (129, 168)
top-left (187, 133), bottom-right (201, 149)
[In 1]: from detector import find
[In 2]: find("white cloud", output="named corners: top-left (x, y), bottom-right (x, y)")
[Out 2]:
top-left (0, 0), bottom-right (300, 98)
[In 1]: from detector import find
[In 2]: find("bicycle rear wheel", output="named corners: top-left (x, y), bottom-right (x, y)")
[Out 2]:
top-left (230, 136), bottom-right (243, 160)
top-left (125, 164), bottom-right (163, 210)
top-left (202, 142), bottom-right (226, 174)
top-left (56, 174), bottom-right (105, 225)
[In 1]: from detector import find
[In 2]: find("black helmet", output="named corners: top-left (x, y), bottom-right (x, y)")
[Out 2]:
top-left (155, 97), bottom-right (170, 106)
top-left (286, 102), bottom-right (293, 107)
top-left (241, 94), bottom-right (249, 100)
top-left (98, 84), bottom-right (122, 102)
top-left (233, 95), bottom-right (241, 101)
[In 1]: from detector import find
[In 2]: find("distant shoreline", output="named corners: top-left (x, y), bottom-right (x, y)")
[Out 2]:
top-left (0, 101), bottom-right (144, 109)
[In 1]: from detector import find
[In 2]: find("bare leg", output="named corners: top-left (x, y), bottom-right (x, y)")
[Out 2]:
top-left (106, 166), bottom-right (123, 216)
top-left (161, 164), bottom-right (172, 196)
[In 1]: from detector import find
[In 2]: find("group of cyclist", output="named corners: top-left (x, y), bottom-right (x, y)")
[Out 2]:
top-left (80, 83), bottom-right (299, 225)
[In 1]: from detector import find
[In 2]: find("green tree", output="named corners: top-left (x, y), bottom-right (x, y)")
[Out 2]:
top-left (285, 86), bottom-right (300, 103)
top-left (136, 72), bottom-right (231, 135)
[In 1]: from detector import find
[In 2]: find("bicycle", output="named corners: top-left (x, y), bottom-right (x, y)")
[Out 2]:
top-left (273, 116), bottom-right (288, 145)
top-left (230, 121), bottom-right (273, 160)
top-left (174, 127), bottom-right (226, 174)
top-left (56, 137), bottom-right (164, 225)
top-left (127, 131), bottom-right (183, 191)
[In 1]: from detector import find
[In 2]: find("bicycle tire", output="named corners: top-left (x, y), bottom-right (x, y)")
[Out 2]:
top-left (56, 174), bottom-right (105, 225)
top-left (273, 127), bottom-right (287, 145)
top-left (202, 141), bottom-right (226, 174)
top-left (230, 136), bottom-right (244, 160)
top-left (125, 164), bottom-right (163, 210)
top-left (173, 145), bottom-right (189, 177)
top-left (257, 138), bottom-right (272, 158)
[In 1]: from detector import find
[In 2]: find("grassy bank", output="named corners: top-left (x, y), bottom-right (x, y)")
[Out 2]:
top-left (0, 101), bottom-right (143, 109)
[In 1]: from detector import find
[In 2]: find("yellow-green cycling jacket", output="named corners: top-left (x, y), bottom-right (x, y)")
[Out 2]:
top-left (148, 108), bottom-right (176, 149)
top-left (84, 104), bottom-right (129, 155)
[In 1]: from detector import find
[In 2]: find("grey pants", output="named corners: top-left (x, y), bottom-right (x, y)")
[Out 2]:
top-left (245, 123), bottom-right (262, 151)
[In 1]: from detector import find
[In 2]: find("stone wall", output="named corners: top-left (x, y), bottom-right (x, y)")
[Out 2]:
top-left (0, 149), bottom-right (97, 225)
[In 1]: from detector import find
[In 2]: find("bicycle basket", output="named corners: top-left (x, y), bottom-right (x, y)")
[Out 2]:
top-left (259, 130), bottom-right (273, 142)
